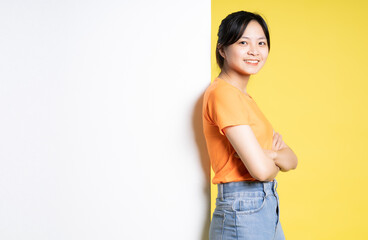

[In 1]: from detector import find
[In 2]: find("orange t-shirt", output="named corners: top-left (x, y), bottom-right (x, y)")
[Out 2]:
top-left (202, 77), bottom-right (274, 184)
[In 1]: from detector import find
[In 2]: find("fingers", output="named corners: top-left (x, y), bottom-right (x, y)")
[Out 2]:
top-left (281, 140), bottom-right (288, 149)
top-left (276, 134), bottom-right (282, 150)
top-left (272, 132), bottom-right (279, 150)
top-left (272, 133), bottom-right (277, 151)
top-left (272, 132), bottom-right (284, 151)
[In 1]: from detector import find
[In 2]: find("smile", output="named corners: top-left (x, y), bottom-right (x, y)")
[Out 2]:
top-left (245, 59), bottom-right (259, 65)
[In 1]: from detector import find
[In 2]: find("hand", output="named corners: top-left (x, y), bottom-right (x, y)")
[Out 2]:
top-left (272, 131), bottom-right (287, 151)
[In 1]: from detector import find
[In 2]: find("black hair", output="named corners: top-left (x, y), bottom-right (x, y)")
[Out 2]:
top-left (216, 11), bottom-right (271, 69)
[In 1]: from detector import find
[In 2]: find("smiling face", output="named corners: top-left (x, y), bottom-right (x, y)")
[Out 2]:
top-left (219, 20), bottom-right (269, 76)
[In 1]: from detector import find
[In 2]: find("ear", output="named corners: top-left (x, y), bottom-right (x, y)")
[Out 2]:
top-left (218, 45), bottom-right (226, 59)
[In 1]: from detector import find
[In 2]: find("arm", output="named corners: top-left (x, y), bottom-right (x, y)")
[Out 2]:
top-left (224, 125), bottom-right (280, 182)
top-left (274, 145), bottom-right (298, 172)
top-left (272, 130), bottom-right (298, 172)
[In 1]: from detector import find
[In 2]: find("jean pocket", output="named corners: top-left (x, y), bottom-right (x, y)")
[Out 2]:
top-left (231, 194), bottom-right (266, 215)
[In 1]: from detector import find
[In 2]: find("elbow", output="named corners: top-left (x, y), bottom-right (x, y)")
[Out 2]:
top-left (248, 157), bottom-right (279, 181)
top-left (251, 167), bottom-right (274, 182)
top-left (248, 170), bottom-right (264, 182)
top-left (291, 156), bottom-right (298, 170)
top-left (256, 171), bottom-right (275, 182)
top-left (280, 157), bottom-right (298, 172)
top-left (255, 174), bottom-right (270, 182)
top-left (288, 149), bottom-right (298, 170)
top-left (285, 158), bottom-right (298, 172)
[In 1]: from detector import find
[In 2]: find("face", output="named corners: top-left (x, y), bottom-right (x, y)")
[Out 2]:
top-left (220, 20), bottom-right (269, 75)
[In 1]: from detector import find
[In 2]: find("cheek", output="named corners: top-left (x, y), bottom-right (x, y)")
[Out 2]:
top-left (261, 50), bottom-right (269, 59)
top-left (225, 51), bottom-right (241, 65)
top-left (227, 47), bottom-right (243, 58)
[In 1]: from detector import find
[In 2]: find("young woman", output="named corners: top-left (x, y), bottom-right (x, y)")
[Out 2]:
top-left (202, 11), bottom-right (298, 239)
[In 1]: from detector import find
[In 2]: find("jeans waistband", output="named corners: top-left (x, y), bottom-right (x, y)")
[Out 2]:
top-left (217, 179), bottom-right (278, 200)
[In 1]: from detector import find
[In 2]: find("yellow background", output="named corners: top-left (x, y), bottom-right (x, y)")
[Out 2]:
top-left (211, 0), bottom-right (368, 239)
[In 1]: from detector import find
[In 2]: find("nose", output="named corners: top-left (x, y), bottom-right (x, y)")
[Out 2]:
top-left (247, 43), bottom-right (259, 56)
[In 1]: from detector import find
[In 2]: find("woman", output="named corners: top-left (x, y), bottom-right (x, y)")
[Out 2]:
top-left (202, 11), bottom-right (298, 239)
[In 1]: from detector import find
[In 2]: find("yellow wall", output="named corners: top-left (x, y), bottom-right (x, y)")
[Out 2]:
top-left (211, 0), bottom-right (368, 239)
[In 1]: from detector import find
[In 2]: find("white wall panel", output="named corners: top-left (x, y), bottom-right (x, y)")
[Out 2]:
top-left (0, 1), bottom-right (211, 239)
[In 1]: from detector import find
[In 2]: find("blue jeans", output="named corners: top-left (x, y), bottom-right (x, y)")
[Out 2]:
top-left (209, 179), bottom-right (285, 240)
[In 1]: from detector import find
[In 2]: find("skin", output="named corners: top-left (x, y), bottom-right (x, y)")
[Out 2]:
top-left (219, 20), bottom-right (298, 181)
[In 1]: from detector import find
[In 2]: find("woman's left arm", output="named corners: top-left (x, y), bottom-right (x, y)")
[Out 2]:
top-left (272, 130), bottom-right (298, 172)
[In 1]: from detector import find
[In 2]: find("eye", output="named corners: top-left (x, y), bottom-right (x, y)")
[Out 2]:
top-left (259, 41), bottom-right (267, 46)
top-left (239, 41), bottom-right (247, 45)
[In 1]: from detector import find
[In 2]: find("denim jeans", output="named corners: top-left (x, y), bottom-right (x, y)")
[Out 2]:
top-left (209, 179), bottom-right (285, 240)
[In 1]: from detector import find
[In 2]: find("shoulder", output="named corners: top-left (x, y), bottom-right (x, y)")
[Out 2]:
top-left (205, 79), bottom-right (242, 102)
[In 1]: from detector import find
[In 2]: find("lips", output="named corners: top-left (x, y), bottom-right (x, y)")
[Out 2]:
top-left (245, 59), bottom-right (260, 63)
top-left (244, 59), bottom-right (260, 65)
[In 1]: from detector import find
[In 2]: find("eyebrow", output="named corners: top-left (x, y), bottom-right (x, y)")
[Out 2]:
top-left (240, 36), bottom-right (266, 40)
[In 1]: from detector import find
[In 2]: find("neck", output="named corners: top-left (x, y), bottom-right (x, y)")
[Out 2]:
top-left (218, 67), bottom-right (250, 95)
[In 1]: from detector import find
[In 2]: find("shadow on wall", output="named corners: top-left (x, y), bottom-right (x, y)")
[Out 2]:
top-left (192, 87), bottom-right (212, 240)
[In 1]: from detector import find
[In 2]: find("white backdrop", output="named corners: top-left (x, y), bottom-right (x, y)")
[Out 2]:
top-left (0, 0), bottom-right (211, 239)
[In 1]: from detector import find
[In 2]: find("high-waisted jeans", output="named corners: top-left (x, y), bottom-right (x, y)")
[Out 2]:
top-left (209, 179), bottom-right (285, 240)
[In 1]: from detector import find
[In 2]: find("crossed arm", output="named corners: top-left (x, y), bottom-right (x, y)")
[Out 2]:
top-left (270, 130), bottom-right (298, 172)
top-left (224, 126), bottom-right (298, 181)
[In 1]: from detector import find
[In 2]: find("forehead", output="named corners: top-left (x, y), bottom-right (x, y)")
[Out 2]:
top-left (242, 20), bottom-right (266, 37)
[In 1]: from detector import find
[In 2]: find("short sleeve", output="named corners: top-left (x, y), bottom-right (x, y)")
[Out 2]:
top-left (207, 87), bottom-right (251, 136)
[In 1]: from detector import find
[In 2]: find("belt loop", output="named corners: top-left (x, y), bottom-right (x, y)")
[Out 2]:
top-left (219, 184), bottom-right (224, 201)
top-left (272, 179), bottom-right (277, 195)
top-left (262, 182), bottom-right (268, 197)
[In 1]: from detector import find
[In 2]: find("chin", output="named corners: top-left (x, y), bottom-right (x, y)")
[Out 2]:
top-left (235, 66), bottom-right (262, 76)
top-left (238, 67), bottom-right (262, 75)
top-left (243, 70), bottom-right (260, 75)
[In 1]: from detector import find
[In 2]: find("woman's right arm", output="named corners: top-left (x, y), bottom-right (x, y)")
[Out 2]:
top-left (224, 125), bottom-right (280, 181)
